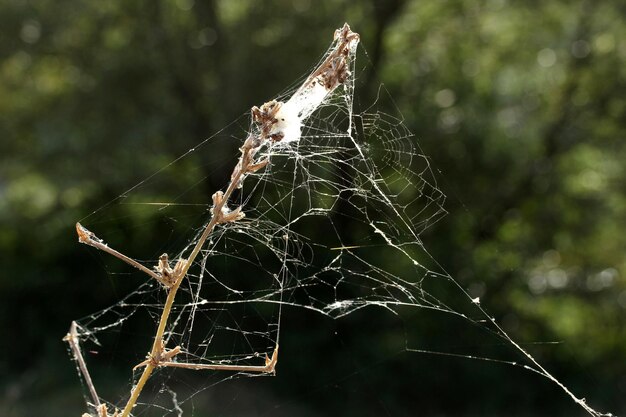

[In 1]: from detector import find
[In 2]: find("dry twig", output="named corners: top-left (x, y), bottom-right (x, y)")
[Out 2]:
top-left (64, 322), bottom-right (101, 409)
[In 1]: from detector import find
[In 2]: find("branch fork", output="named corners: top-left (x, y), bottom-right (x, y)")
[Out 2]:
top-left (134, 339), bottom-right (182, 370)
top-left (154, 254), bottom-right (186, 287)
top-left (212, 191), bottom-right (245, 224)
top-left (76, 222), bottom-right (186, 288)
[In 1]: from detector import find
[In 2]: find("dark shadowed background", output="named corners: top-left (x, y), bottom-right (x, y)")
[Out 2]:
top-left (1, 1), bottom-right (624, 416)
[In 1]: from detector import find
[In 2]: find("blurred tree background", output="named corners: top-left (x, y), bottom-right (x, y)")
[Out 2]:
top-left (0, 0), bottom-right (624, 416)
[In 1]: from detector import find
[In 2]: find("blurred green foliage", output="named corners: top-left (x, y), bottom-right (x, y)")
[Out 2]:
top-left (0, 0), bottom-right (624, 416)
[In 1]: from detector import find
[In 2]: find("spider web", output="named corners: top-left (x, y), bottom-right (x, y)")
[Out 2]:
top-left (68, 26), bottom-right (611, 417)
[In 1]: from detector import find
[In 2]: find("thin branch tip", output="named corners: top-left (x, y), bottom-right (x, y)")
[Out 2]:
top-left (64, 321), bottom-right (101, 408)
top-left (75, 222), bottom-right (169, 285)
top-left (76, 222), bottom-right (93, 244)
top-left (335, 22), bottom-right (359, 43)
top-left (63, 320), bottom-right (79, 342)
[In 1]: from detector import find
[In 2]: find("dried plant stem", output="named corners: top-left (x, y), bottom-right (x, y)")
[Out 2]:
top-left (75, 223), bottom-right (167, 286)
top-left (64, 321), bottom-right (101, 409)
top-left (72, 23), bottom-right (359, 417)
top-left (119, 134), bottom-right (270, 417)
top-left (159, 344), bottom-right (279, 373)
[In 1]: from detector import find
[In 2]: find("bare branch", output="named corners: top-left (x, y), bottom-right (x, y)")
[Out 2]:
top-left (159, 345), bottom-right (279, 374)
top-left (76, 222), bottom-right (169, 287)
top-left (64, 321), bottom-right (101, 409)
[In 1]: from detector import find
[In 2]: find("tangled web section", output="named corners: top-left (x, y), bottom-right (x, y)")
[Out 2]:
top-left (69, 24), bottom-right (610, 417)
